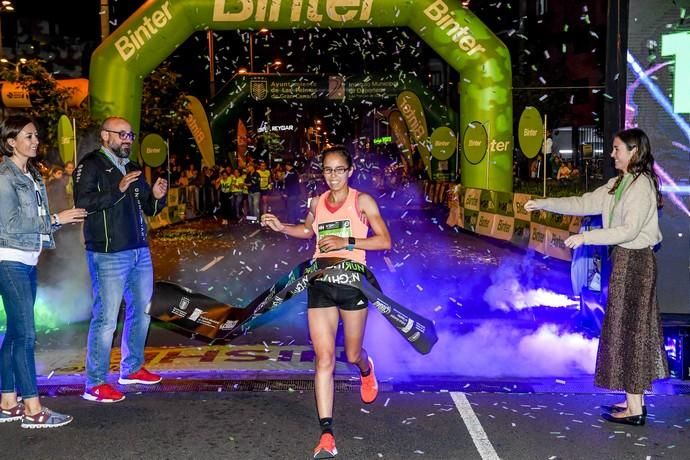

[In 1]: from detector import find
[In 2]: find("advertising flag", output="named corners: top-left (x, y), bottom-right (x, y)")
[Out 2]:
top-left (397, 91), bottom-right (431, 176)
top-left (57, 115), bottom-right (75, 165)
top-left (185, 95), bottom-right (215, 167)
top-left (388, 109), bottom-right (413, 167)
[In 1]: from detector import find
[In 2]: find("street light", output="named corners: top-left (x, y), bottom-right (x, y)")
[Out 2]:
top-left (0, 0), bottom-right (15, 57)
top-left (265, 59), bottom-right (282, 73)
top-left (1, 57), bottom-right (26, 73)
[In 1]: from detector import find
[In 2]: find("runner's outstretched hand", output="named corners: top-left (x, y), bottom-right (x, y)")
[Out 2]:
top-left (261, 213), bottom-right (285, 232)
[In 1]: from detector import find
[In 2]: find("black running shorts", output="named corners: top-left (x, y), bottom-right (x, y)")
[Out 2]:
top-left (307, 281), bottom-right (368, 311)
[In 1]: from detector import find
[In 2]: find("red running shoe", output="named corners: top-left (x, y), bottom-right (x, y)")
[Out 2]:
top-left (313, 433), bottom-right (338, 459)
top-left (82, 383), bottom-right (125, 403)
top-left (360, 357), bottom-right (378, 404)
top-left (118, 367), bottom-right (162, 385)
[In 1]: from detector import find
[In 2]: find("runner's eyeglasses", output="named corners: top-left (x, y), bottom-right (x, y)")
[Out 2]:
top-left (323, 167), bottom-right (350, 175)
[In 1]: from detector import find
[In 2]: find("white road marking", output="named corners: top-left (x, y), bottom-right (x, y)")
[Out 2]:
top-left (451, 392), bottom-right (501, 460)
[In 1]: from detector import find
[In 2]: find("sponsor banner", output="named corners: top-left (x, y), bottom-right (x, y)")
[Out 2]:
top-left (185, 95), bottom-right (215, 167)
top-left (57, 115), bottom-right (75, 166)
top-left (513, 193), bottom-right (532, 220)
top-left (569, 215), bottom-right (583, 233)
top-left (389, 110), bottom-right (414, 167)
top-left (511, 219), bottom-right (531, 247)
top-left (462, 209), bottom-right (479, 233)
top-left (243, 75), bottom-right (404, 102)
top-left (531, 208), bottom-right (551, 226)
top-left (479, 189), bottom-right (498, 213)
top-left (546, 228), bottom-right (572, 261)
top-left (529, 222), bottom-right (547, 254)
top-left (1, 79), bottom-right (88, 108)
top-left (446, 187), bottom-right (581, 261)
top-left (463, 121), bottom-right (488, 165)
top-left (517, 106), bottom-right (544, 158)
top-left (430, 126), bottom-right (456, 161)
top-left (544, 211), bottom-right (572, 231)
top-left (463, 188), bottom-right (481, 211)
top-left (476, 212), bottom-right (495, 237)
top-left (494, 192), bottom-right (514, 217)
top-left (167, 187), bottom-right (179, 206)
top-left (140, 133), bottom-right (168, 168)
top-left (397, 91), bottom-right (431, 175)
top-left (170, 204), bottom-right (186, 223)
top-left (1, 81), bottom-right (31, 108)
top-left (492, 215), bottom-right (515, 241)
top-left (37, 345), bottom-right (360, 376)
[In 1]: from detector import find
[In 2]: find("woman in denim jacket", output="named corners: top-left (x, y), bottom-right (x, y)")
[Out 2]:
top-left (0, 115), bottom-right (87, 429)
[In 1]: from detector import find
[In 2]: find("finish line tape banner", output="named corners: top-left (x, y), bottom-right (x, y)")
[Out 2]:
top-left (149, 258), bottom-right (438, 355)
top-left (446, 186), bottom-right (582, 261)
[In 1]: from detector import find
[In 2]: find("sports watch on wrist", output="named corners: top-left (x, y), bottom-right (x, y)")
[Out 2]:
top-left (346, 236), bottom-right (356, 251)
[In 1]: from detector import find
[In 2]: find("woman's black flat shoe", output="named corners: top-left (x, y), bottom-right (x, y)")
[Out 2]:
top-left (600, 405), bottom-right (647, 416)
top-left (601, 412), bottom-right (645, 426)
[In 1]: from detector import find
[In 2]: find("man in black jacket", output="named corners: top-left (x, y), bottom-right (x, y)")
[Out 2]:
top-left (74, 116), bottom-right (167, 403)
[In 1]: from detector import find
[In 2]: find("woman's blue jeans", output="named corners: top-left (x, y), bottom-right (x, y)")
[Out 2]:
top-left (0, 261), bottom-right (39, 398)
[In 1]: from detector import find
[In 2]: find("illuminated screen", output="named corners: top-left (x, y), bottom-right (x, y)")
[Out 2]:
top-left (627, 1), bottom-right (690, 314)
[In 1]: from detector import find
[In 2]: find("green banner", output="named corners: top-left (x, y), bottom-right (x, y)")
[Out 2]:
top-left (185, 95), bottom-right (215, 167)
top-left (517, 106), bottom-right (544, 159)
top-left (463, 121), bottom-right (488, 165)
top-left (389, 110), bottom-right (414, 167)
top-left (141, 133), bottom-right (168, 168)
top-left (89, 0), bottom-right (512, 190)
top-left (397, 90), bottom-right (431, 175)
top-left (57, 115), bottom-right (75, 165)
top-left (430, 126), bottom-right (456, 161)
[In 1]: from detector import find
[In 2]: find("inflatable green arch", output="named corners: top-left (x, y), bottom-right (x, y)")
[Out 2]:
top-left (90, 0), bottom-right (513, 192)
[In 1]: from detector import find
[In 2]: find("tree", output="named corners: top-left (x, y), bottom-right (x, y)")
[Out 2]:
top-left (140, 61), bottom-right (190, 138)
top-left (0, 59), bottom-right (92, 153)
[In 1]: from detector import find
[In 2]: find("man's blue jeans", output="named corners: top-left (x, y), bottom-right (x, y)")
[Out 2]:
top-left (85, 248), bottom-right (153, 389)
top-left (248, 192), bottom-right (260, 218)
top-left (0, 261), bottom-right (38, 398)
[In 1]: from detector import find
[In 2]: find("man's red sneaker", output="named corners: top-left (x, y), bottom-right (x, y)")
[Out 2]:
top-left (360, 357), bottom-right (378, 404)
top-left (313, 432), bottom-right (338, 459)
top-left (118, 367), bottom-right (162, 385)
top-left (82, 384), bottom-right (125, 403)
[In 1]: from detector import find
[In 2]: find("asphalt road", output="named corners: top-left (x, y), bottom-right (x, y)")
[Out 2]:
top-left (4, 184), bottom-right (688, 459)
top-left (1, 390), bottom-right (688, 459)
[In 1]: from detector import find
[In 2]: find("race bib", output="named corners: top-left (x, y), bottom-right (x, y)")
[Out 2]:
top-left (317, 219), bottom-right (352, 241)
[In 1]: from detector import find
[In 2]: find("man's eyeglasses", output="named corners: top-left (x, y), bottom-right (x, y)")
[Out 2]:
top-left (323, 166), bottom-right (350, 176)
top-left (102, 129), bottom-right (136, 141)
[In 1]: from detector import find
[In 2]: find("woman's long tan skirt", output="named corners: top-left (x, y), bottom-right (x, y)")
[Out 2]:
top-left (594, 247), bottom-right (669, 393)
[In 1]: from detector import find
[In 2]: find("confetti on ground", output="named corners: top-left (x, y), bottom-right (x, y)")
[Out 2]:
top-left (199, 256), bottom-right (224, 272)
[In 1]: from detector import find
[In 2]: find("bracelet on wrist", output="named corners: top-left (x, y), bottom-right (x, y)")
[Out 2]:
top-left (52, 213), bottom-right (61, 226)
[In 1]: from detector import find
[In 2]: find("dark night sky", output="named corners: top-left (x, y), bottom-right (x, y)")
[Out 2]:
top-left (3, 0), bottom-right (608, 130)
